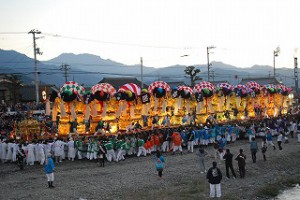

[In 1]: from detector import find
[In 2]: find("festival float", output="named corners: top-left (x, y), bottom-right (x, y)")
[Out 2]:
top-left (10, 79), bottom-right (295, 139)
top-left (53, 81), bottom-right (86, 136)
top-left (246, 81), bottom-right (261, 118)
top-left (169, 85), bottom-right (194, 125)
top-left (148, 81), bottom-right (171, 126)
top-left (193, 81), bottom-right (215, 123)
top-left (89, 83), bottom-right (117, 133)
top-left (115, 83), bottom-right (141, 130)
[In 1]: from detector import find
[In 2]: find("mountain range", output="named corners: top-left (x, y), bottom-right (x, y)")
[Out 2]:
top-left (0, 49), bottom-right (296, 87)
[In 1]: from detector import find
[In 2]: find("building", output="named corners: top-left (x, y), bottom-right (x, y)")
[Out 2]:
top-left (99, 77), bottom-right (148, 90)
top-left (240, 77), bottom-right (280, 85)
top-left (0, 75), bottom-right (22, 104)
top-left (20, 84), bottom-right (57, 102)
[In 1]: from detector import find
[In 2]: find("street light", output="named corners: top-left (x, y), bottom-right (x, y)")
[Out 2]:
top-left (207, 46), bottom-right (216, 82)
top-left (273, 46), bottom-right (280, 77)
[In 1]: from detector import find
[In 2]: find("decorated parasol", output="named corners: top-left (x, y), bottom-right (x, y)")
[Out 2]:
top-left (193, 81), bottom-right (215, 98)
top-left (276, 84), bottom-right (291, 96)
top-left (59, 81), bottom-right (85, 102)
top-left (234, 84), bottom-right (250, 98)
top-left (148, 81), bottom-right (171, 98)
top-left (91, 83), bottom-right (116, 101)
top-left (116, 83), bottom-right (141, 101)
top-left (261, 84), bottom-right (277, 94)
top-left (246, 81), bottom-right (261, 94)
top-left (177, 85), bottom-right (193, 99)
top-left (216, 82), bottom-right (233, 96)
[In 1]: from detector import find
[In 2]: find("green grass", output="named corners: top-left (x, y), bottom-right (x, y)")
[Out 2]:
top-left (256, 177), bottom-right (300, 198)
top-left (257, 184), bottom-right (281, 197)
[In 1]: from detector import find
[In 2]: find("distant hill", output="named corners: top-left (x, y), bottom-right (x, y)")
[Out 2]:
top-left (0, 49), bottom-right (296, 87)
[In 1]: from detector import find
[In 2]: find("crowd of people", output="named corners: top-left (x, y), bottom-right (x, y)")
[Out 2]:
top-left (0, 114), bottom-right (299, 166)
top-left (1, 112), bottom-right (300, 195)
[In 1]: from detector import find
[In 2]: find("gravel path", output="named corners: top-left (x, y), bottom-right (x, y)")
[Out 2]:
top-left (0, 138), bottom-right (299, 200)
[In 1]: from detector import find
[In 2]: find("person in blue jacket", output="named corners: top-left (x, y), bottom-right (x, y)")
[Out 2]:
top-left (155, 151), bottom-right (165, 178)
top-left (45, 153), bottom-right (55, 188)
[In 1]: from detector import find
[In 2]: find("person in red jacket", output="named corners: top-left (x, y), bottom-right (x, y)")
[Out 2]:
top-left (171, 130), bottom-right (183, 155)
top-left (153, 131), bottom-right (161, 152)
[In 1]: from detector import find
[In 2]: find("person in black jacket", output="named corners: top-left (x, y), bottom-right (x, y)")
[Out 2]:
top-left (206, 161), bottom-right (222, 198)
top-left (98, 140), bottom-right (106, 167)
top-left (223, 149), bottom-right (237, 179)
top-left (235, 149), bottom-right (246, 178)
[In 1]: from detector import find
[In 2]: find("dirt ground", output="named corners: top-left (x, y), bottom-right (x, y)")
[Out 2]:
top-left (0, 138), bottom-right (299, 200)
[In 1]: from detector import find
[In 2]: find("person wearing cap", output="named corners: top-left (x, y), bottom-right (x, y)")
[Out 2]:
top-left (206, 161), bottom-right (222, 198)
top-left (45, 153), bottom-right (55, 188)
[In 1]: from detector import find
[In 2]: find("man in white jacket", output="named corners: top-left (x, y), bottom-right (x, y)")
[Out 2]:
top-left (26, 141), bottom-right (36, 165)
top-left (54, 138), bottom-right (66, 163)
top-left (1, 139), bottom-right (7, 163)
top-left (37, 140), bottom-right (46, 165)
top-left (67, 137), bottom-right (75, 161)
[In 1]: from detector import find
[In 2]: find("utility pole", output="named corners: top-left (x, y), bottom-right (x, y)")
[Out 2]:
top-left (207, 46), bottom-right (216, 82)
top-left (140, 57), bottom-right (143, 89)
top-left (211, 70), bottom-right (215, 82)
top-left (294, 57), bottom-right (298, 93)
top-left (60, 64), bottom-right (70, 83)
top-left (273, 47), bottom-right (280, 77)
top-left (28, 29), bottom-right (42, 105)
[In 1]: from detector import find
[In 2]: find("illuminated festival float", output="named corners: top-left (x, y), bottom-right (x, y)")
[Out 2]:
top-left (10, 80), bottom-right (294, 138)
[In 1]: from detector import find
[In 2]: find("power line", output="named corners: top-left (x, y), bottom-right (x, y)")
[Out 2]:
top-left (0, 32), bottom-right (28, 34)
top-left (43, 32), bottom-right (188, 49)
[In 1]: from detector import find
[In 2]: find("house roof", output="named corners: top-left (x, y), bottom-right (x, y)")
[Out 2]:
top-left (99, 77), bottom-right (148, 90)
top-left (167, 81), bottom-right (186, 88)
top-left (211, 80), bottom-right (230, 86)
top-left (240, 77), bottom-right (279, 85)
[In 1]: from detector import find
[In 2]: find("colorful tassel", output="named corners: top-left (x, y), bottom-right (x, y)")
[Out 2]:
top-left (186, 100), bottom-right (190, 114)
top-left (218, 96), bottom-right (225, 112)
top-left (162, 98), bottom-right (167, 113)
top-left (71, 103), bottom-right (77, 119)
top-left (85, 105), bottom-right (90, 121)
top-left (154, 97), bottom-right (158, 113)
top-left (130, 104), bottom-right (135, 117)
top-left (92, 101), bottom-right (98, 117)
top-left (52, 102), bottom-right (57, 121)
top-left (101, 102), bottom-right (107, 117)
top-left (60, 101), bottom-right (66, 117)
top-left (46, 99), bottom-right (51, 116)
top-left (196, 102), bottom-right (201, 114)
top-left (116, 101), bottom-right (123, 117)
